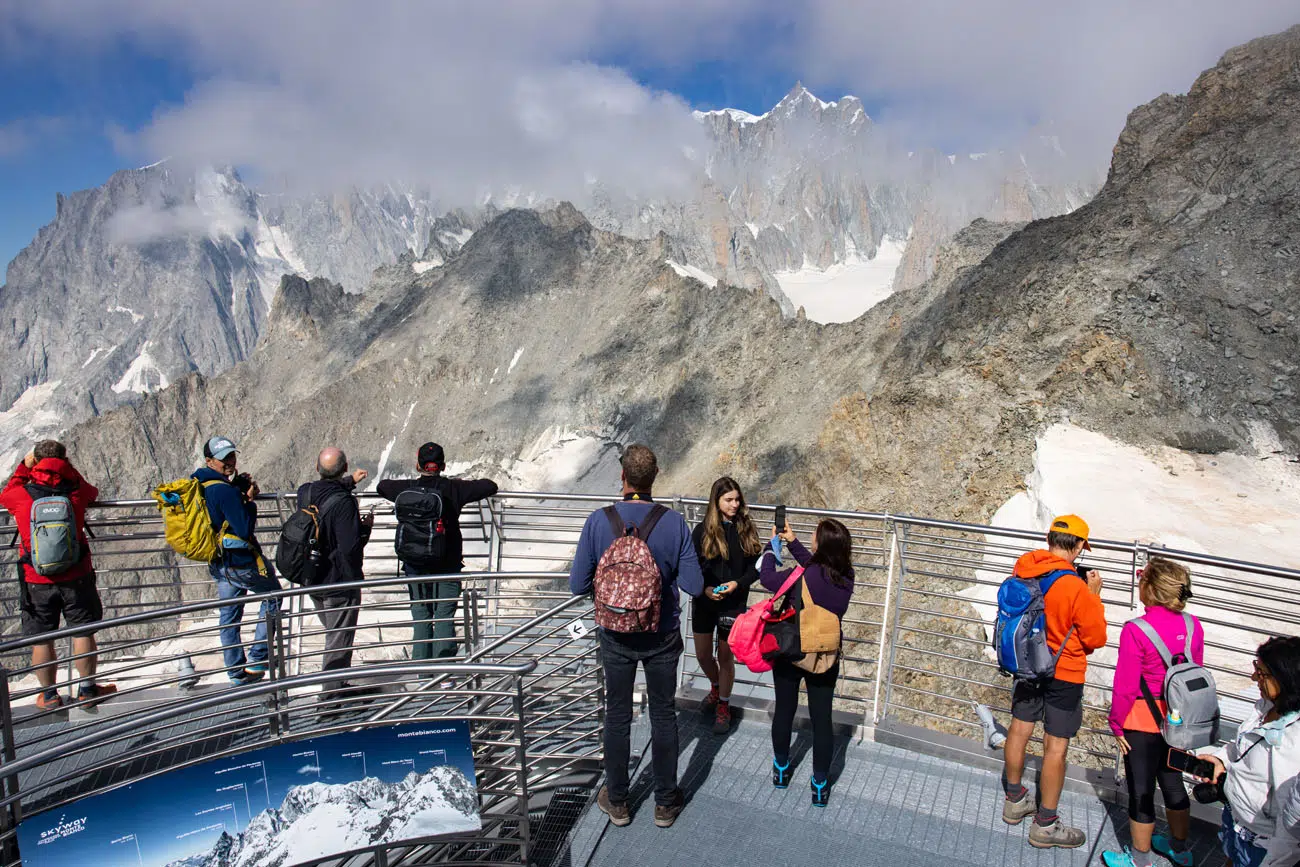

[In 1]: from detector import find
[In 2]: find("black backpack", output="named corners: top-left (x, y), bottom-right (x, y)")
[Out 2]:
top-left (277, 486), bottom-right (349, 585)
top-left (394, 483), bottom-right (448, 570)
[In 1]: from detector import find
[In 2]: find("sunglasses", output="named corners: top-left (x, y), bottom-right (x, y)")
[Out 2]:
top-left (1253, 659), bottom-right (1273, 680)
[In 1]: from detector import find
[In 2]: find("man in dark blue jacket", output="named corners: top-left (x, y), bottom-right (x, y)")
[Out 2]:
top-left (568, 444), bottom-right (703, 830)
top-left (193, 435), bottom-right (279, 685)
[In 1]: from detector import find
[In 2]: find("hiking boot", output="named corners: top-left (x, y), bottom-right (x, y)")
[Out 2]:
top-left (713, 701), bottom-right (732, 733)
top-left (35, 690), bottom-right (64, 710)
top-left (596, 786), bottom-right (630, 827)
top-left (1001, 791), bottom-right (1036, 825)
top-left (772, 758), bottom-right (791, 788)
top-left (76, 683), bottom-right (117, 704)
top-left (1151, 834), bottom-right (1194, 867)
top-left (701, 683), bottom-right (719, 712)
top-left (810, 775), bottom-right (830, 808)
top-left (1028, 819), bottom-right (1086, 849)
top-left (653, 791), bottom-right (685, 828)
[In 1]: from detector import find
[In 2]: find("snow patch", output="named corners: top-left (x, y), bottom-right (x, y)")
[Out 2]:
top-left (0, 381), bottom-right (64, 470)
top-left (111, 341), bottom-right (170, 395)
top-left (693, 107), bottom-right (765, 125)
top-left (965, 422), bottom-right (1300, 720)
top-left (108, 305), bottom-right (145, 323)
top-left (411, 258), bottom-right (442, 274)
top-left (81, 345), bottom-right (118, 369)
top-left (371, 403), bottom-right (418, 490)
top-left (773, 236), bottom-right (907, 323)
top-left (665, 259), bottom-right (719, 288)
top-left (745, 222), bottom-right (761, 238)
top-left (507, 348), bottom-right (524, 375)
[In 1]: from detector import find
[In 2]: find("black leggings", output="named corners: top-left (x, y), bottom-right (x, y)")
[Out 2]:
top-left (771, 660), bottom-right (839, 780)
top-left (1123, 729), bottom-right (1191, 823)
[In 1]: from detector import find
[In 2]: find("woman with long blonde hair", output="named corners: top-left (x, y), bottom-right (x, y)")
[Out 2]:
top-left (691, 476), bottom-right (763, 733)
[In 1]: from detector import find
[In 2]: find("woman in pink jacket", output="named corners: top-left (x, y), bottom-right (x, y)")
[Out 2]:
top-left (1102, 558), bottom-right (1204, 867)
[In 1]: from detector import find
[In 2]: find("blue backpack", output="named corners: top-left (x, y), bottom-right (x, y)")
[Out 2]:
top-left (993, 569), bottom-right (1075, 680)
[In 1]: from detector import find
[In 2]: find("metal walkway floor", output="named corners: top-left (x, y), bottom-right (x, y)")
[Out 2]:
top-left (559, 708), bottom-right (1227, 867)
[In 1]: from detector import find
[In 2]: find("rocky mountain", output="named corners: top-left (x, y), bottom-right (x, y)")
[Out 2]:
top-left (167, 767), bottom-right (479, 867)
top-left (58, 24), bottom-right (1299, 529)
top-left (0, 84), bottom-right (1098, 469)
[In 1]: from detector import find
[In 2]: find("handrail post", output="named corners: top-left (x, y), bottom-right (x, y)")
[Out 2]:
top-left (512, 674), bottom-right (531, 865)
top-left (0, 669), bottom-right (22, 860)
top-left (871, 516), bottom-right (898, 724)
top-left (265, 608), bottom-right (284, 737)
top-left (878, 520), bottom-right (909, 722)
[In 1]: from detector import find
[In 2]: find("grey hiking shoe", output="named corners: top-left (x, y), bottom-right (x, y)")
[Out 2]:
top-left (1028, 819), bottom-right (1086, 849)
top-left (597, 786), bottom-right (630, 827)
top-left (1002, 793), bottom-right (1036, 825)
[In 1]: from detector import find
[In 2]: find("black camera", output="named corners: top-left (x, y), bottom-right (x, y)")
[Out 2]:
top-left (1193, 773), bottom-right (1228, 805)
top-left (231, 472), bottom-right (254, 495)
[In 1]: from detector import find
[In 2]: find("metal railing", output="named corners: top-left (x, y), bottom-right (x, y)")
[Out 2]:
top-left (0, 488), bottom-right (1297, 861)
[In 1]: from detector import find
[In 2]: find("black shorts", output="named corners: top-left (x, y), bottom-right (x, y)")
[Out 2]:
top-left (20, 575), bottom-right (104, 637)
top-left (1011, 677), bottom-right (1085, 739)
top-left (692, 598), bottom-right (739, 639)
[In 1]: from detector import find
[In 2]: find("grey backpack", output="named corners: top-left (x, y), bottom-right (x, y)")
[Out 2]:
top-left (29, 495), bottom-right (81, 576)
top-left (1132, 613), bottom-right (1219, 749)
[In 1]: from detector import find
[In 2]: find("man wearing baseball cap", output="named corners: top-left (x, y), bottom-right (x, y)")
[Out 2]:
top-left (376, 442), bottom-right (498, 662)
top-left (999, 513), bottom-right (1107, 850)
top-left (192, 435), bottom-right (279, 685)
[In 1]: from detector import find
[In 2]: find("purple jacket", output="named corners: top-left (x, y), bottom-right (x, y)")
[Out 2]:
top-left (759, 539), bottom-right (854, 617)
top-left (1107, 605), bottom-right (1206, 737)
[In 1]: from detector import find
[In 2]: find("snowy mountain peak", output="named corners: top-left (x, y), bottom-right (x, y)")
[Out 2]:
top-left (165, 766), bottom-right (480, 867)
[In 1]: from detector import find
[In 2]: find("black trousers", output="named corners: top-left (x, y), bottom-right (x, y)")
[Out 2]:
top-left (771, 659), bottom-right (840, 780)
top-left (1123, 729), bottom-right (1191, 823)
top-left (599, 628), bottom-right (683, 806)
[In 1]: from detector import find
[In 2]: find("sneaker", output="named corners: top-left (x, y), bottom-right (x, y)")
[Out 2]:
top-left (229, 670), bottom-right (265, 686)
top-left (713, 701), bottom-right (732, 734)
top-left (702, 684), bottom-right (719, 712)
top-left (772, 758), bottom-right (791, 788)
top-left (1001, 791), bottom-right (1036, 825)
top-left (1028, 819), bottom-right (1086, 849)
top-left (76, 683), bottom-right (117, 703)
top-left (653, 790), bottom-right (685, 828)
top-left (810, 775), bottom-right (830, 808)
top-left (1101, 849), bottom-right (1140, 867)
top-left (1151, 834), bottom-right (1194, 867)
top-left (35, 690), bottom-right (64, 710)
top-left (245, 662), bottom-right (269, 674)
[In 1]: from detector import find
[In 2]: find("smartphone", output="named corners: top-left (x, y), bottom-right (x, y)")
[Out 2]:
top-left (1167, 748), bottom-right (1217, 780)
top-left (774, 505), bottom-right (787, 533)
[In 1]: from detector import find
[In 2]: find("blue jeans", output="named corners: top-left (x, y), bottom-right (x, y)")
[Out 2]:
top-left (211, 562), bottom-right (281, 677)
top-left (1220, 805), bottom-right (1268, 867)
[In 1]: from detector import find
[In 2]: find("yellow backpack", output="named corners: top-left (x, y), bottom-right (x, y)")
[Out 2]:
top-left (151, 478), bottom-right (229, 563)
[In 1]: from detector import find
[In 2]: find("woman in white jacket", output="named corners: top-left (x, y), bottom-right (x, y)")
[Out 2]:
top-left (1198, 636), bottom-right (1300, 867)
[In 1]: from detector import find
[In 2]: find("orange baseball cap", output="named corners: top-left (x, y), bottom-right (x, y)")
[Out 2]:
top-left (1049, 514), bottom-right (1091, 550)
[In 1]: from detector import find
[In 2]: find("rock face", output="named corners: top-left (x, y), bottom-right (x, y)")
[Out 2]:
top-left (0, 84), bottom-right (1096, 467)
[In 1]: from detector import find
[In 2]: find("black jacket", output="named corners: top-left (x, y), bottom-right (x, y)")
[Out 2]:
top-left (296, 477), bottom-right (371, 592)
top-left (691, 520), bottom-right (761, 617)
top-left (377, 474), bottom-right (498, 571)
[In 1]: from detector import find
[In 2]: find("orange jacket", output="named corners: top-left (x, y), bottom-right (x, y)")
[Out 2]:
top-left (1012, 550), bottom-right (1107, 684)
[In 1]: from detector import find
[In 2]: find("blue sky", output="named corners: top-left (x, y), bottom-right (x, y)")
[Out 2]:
top-left (2, 0), bottom-right (1296, 277)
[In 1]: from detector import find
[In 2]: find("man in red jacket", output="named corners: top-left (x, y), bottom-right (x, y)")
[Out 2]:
top-left (0, 441), bottom-right (116, 709)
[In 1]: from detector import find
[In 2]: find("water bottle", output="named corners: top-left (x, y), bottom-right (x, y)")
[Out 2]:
top-left (1168, 708), bottom-right (1183, 727)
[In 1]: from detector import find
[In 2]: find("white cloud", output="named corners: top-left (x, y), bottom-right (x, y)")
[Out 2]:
top-left (297, 764), bottom-right (322, 775)
top-left (6, 0), bottom-right (1298, 193)
top-left (0, 116), bottom-right (71, 159)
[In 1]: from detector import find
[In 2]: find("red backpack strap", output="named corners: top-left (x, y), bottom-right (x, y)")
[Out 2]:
top-left (602, 505), bottom-right (627, 537)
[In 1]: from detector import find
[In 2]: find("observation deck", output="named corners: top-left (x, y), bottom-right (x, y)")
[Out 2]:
top-left (0, 491), bottom-right (1293, 866)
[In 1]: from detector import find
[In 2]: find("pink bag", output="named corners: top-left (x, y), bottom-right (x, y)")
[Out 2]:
top-left (727, 567), bottom-right (804, 673)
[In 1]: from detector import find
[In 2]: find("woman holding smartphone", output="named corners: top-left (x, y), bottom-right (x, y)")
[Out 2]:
top-left (691, 477), bottom-right (763, 733)
top-left (1101, 558), bottom-right (1204, 867)
top-left (1196, 636), bottom-right (1300, 867)
top-left (760, 516), bottom-right (855, 807)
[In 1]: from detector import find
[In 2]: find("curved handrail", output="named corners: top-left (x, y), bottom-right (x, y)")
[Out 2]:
top-left (0, 570), bottom-right (568, 655)
top-left (0, 659), bottom-right (537, 782)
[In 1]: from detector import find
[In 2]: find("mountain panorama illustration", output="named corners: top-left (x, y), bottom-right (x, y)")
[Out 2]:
top-left (165, 767), bottom-right (479, 867)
